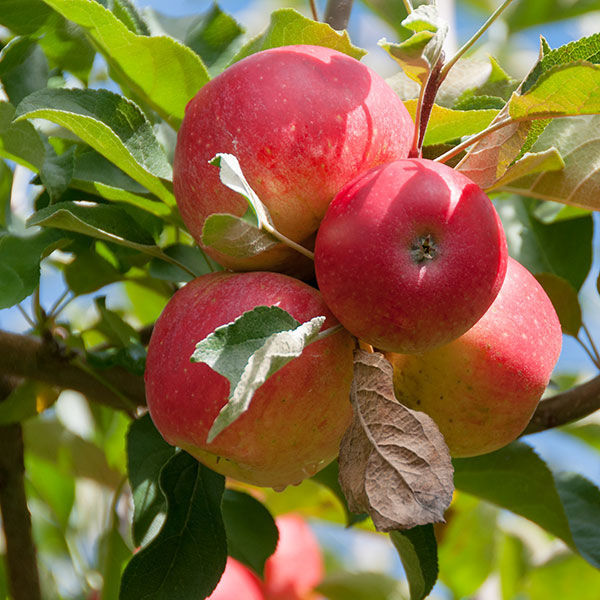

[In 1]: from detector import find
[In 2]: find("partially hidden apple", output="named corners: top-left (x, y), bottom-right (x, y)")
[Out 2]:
top-left (209, 557), bottom-right (264, 600)
top-left (263, 514), bottom-right (324, 600)
top-left (314, 158), bottom-right (508, 354)
top-left (386, 256), bottom-right (562, 457)
top-left (174, 44), bottom-right (413, 274)
top-left (144, 271), bottom-right (355, 489)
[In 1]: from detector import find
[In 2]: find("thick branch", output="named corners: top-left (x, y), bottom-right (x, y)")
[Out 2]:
top-left (324, 0), bottom-right (354, 30)
top-left (524, 374), bottom-right (600, 434)
top-left (0, 330), bottom-right (145, 412)
top-left (0, 377), bottom-right (42, 600)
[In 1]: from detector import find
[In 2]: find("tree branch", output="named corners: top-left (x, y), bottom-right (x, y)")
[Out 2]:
top-left (0, 377), bottom-right (42, 600)
top-left (0, 330), bottom-right (145, 413)
top-left (324, 0), bottom-right (354, 30)
top-left (524, 374), bottom-right (600, 434)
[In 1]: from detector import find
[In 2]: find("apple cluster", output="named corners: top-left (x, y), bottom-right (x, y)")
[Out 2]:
top-left (145, 44), bottom-right (562, 491)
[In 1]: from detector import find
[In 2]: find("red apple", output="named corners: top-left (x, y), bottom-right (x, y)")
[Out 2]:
top-left (263, 514), bottom-right (324, 600)
top-left (173, 44), bottom-right (413, 273)
top-left (386, 257), bottom-right (562, 457)
top-left (314, 158), bottom-right (508, 354)
top-left (209, 557), bottom-right (264, 600)
top-left (144, 271), bottom-right (354, 489)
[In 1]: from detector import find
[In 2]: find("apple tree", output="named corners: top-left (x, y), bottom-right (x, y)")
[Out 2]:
top-left (0, 0), bottom-right (599, 598)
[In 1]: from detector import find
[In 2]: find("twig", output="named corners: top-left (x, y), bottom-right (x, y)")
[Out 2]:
top-left (575, 335), bottom-right (600, 370)
top-left (402, 0), bottom-right (413, 14)
top-left (0, 377), bottom-right (42, 600)
top-left (582, 323), bottom-right (600, 366)
top-left (16, 304), bottom-right (36, 330)
top-left (309, 0), bottom-right (319, 21)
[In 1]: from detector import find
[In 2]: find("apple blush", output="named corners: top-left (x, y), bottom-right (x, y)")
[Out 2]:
top-left (314, 158), bottom-right (508, 354)
top-left (144, 271), bottom-right (354, 490)
top-left (173, 44), bottom-right (413, 274)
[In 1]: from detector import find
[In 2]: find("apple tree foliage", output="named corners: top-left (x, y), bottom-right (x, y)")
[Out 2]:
top-left (0, 0), bottom-right (599, 598)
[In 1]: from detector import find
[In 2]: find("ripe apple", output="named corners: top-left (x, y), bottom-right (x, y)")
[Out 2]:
top-left (144, 271), bottom-right (354, 489)
top-left (173, 44), bottom-right (414, 273)
top-left (386, 256), bottom-right (562, 457)
top-left (209, 557), bottom-right (264, 600)
top-left (314, 158), bottom-right (508, 354)
top-left (263, 514), bottom-right (324, 600)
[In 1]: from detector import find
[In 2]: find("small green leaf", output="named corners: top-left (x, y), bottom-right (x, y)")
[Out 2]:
top-left (15, 88), bottom-right (175, 204)
top-left (496, 196), bottom-right (592, 290)
top-left (498, 533), bottom-right (530, 600)
top-left (310, 460), bottom-right (367, 527)
top-left (190, 305), bottom-right (326, 442)
top-left (487, 147), bottom-right (565, 191)
top-left (507, 2), bottom-right (600, 33)
top-left (110, 0), bottom-right (150, 35)
top-left (390, 525), bottom-right (438, 600)
top-left (510, 62), bottom-right (600, 120)
top-left (0, 228), bottom-right (65, 308)
top-left (119, 452), bottom-right (227, 600)
top-left (0, 101), bottom-right (46, 172)
top-left (40, 0), bottom-right (210, 127)
top-left (27, 201), bottom-right (158, 252)
top-left (202, 213), bottom-right (279, 258)
top-left (222, 490), bottom-right (278, 576)
top-left (533, 201), bottom-right (590, 224)
top-left (64, 248), bottom-right (124, 295)
top-left (403, 100), bottom-right (498, 145)
top-left (534, 273), bottom-right (582, 336)
top-left (148, 244), bottom-right (218, 282)
top-left (126, 414), bottom-right (176, 547)
top-left (94, 296), bottom-right (139, 347)
top-left (99, 508), bottom-right (132, 600)
top-left (231, 8), bottom-right (365, 64)
top-left (39, 142), bottom-right (75, 202)
top-left (0, 380), bottom-right (58, 425)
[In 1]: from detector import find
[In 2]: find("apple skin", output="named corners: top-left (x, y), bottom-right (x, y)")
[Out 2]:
top-left (314, 158), bottom-right (508, 354)
top-left (209, 557), bottom-right (265, 600)
top-left (173, 44), bottom-right (413, 273)
top-left (144, 271), bottom-right (354, 489)
top-left (386, 257), bottom-right (562, 457)
top-left (263, 514), bottom-right (324, 600)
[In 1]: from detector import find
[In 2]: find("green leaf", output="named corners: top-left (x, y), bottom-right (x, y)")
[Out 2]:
top-left (222, 490), bottom-right (278, 576)
top-left (533, 201), bottom-right (591, 223)
top-left (562, 424), bottom-right (600, 454)
top-left (510, 62), bottom-right (600, 120)
top-left (0, 37), bottom-right (49, 106)
top-left (0, 0), bottom-right (54, 34)
top-left (99, 509), bottom-right (132, 600)
top-left (40, 0), bottom-right (210, 128)
top-left (126, 414), bottom-right (176, 547)
top-left (148, 244), bottom-right (218, 282)
top-left (380, 4), bottom-right (447, 85)
top-left (0, 228), bottom-right (64, 308)
top-left (495, 196), bottom-right (592, 290)
top-left (15, 88), bottom-right (175, 204)
top-left (523, 33), bottom-right (600, 93)
top-left (202, 213), bottom-right (279, 258)
top-left (390, 525), bottom-right (438, 600)
top-left (316, 571), bottom-right (403, 600)
top-left (453, 442), bottom-right (600, 568)
top-left (507, 3), bottom-right (600, 34)
top-left (403, 99), bottom-right (498, 145)
top-left (0, 161), bottom-right (12, 228)
top-left (64, 247), bottom-right (124, 295)
top-left (231, 8), bottom-right (365, 64)
top-left (27, 201), bottom-right (160, 253)
top-left (0, 380), bottom-right (58, 425)
top-left (39, 142), bottom-right (75, 202)
top-left (0, 102), bottom-right (46, 172)
top-left (110, 0), bottom-right (150, 35)
top-left (534, 273), bottom-right (582, 336)
top-left (94, 296), bottom-right (139, 349)
top-left (437, 495), bottom-right (497, 598)
top-left (310, 460), bottom-right (367, 527)
top-left (498, 533), bottom-right (530, 600)
top-left (119, 451), bottom-right (227, 600)
top-left (497, 115), bottom-right (600, 210)
top-left (191, 305), bottom-right (326, 443)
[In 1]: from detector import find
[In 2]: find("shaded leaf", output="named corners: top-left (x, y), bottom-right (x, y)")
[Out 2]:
top-left (496, 196), bottom-right (592, 290)
top-left (99, 508), bottom-right (132, 600)
top-left (64, 248), bottom-right (124, 295)
top-left (126, 414), bottom-right (176, 547)
top-left (498, 533), bottom-right (530, 600)
top-left (39, 142), bottom-right (75, 202)
top-left (403, 99), bottom-right (498, 145)
top-left (190, 305), bottom-right (326, 443)
top-left (390, 525), bottom-right (438, 600)
top-left (94, 296), bottom-right (139, 347)
top-left (40, 0), bottom-right (209, 127)
top-left (149, 244), bottom-right (218, 282)
top-left (487, 148), bottom-right (564, 191)
top-left (534, 273), bottom-right (582, 336)
top-left (310, 460), bottom-right (367, 527)
top-left (0, 381), bottom-right (58, 425)
top-left (507, 1), bottom-right (600, 32)
top-left (562, 424), bottom-right (600, 454)
top-left (222, 489), bottom-right (278, 576)
top-left (0, 101), bottom-right (46, 172)
top-left (15, 88), bottom-right (174, 204)
top-left (316, 571), bottom-right (402, 600)
top-left (231, 8), bottom-right (365, 64)
top-left (119, 451), bottom-right (227, 600)
top-left (533, 201), bottom-right (590, 223)
top-left (338, 351), bottom-right (453, 532)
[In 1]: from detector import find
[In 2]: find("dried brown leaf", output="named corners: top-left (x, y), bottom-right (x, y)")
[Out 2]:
top-left (339, 350), bottom-right (454, 532)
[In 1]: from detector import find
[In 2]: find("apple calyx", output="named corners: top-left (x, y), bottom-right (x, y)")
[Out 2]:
top-left (410, 233), bottom-right (439, 263)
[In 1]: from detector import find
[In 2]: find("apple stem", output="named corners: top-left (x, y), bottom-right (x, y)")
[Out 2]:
top-left (433, 116), bottom-right (514, 164)
top-left (402, 0), bottom-right (413, 14)
top-left (314, 324), bottom-right (344, 343)
top-left (439, 0), bottom-right (517, 82)
top-left (262, 224), bottom-right (316, 260)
